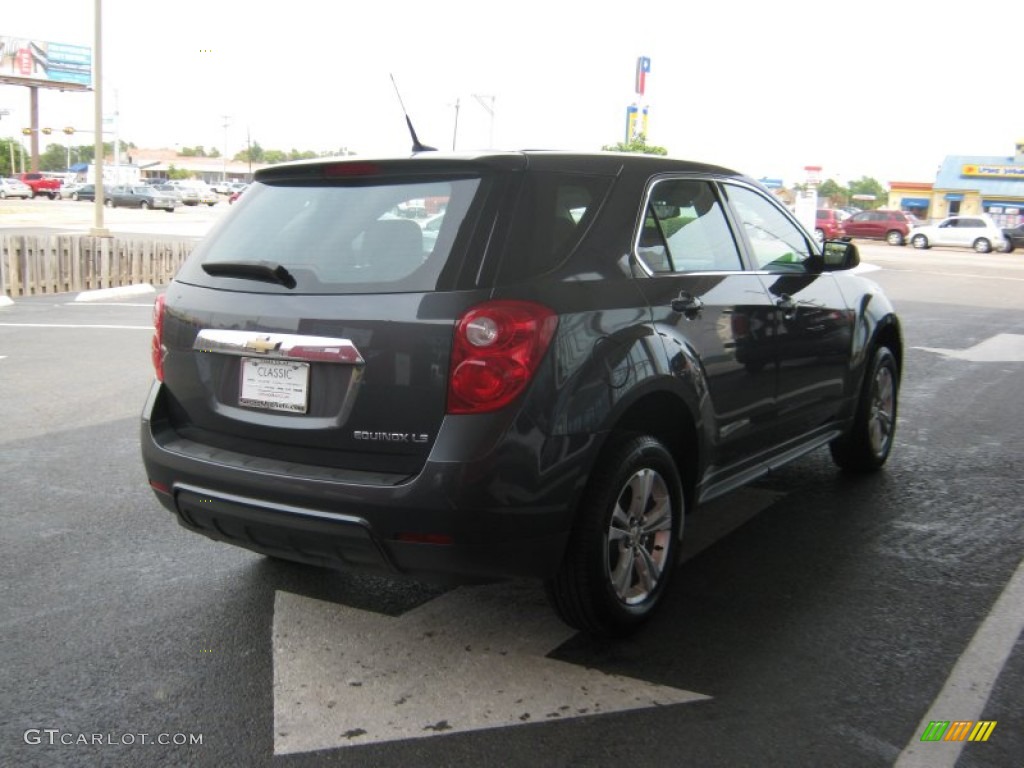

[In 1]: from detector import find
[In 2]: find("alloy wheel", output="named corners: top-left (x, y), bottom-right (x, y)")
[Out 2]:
top-left (605, 468), bottom-right (672, 605)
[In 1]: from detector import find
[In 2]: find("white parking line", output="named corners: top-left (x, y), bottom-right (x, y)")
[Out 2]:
top-left (0, 323), bottom-right (151, 330)
top-left (64, 302), bottom-right (155, 307)
top-left (883, 268), bottom-right (1024, 283)
top-left (895, 557), bottom-right (1024, 767)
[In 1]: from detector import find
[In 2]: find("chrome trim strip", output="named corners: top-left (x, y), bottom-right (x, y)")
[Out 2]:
top-left (193, 329), bottom-right (365, 364)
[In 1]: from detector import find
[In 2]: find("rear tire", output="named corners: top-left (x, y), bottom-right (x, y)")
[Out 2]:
top-left (830, 346), bottom-right (898, 472)
top-left (140, 200), bottom-right (150, 210)
top-left (973, 238), bottom-right (991, 253)
top-left (545, 434), bottom-right (683, 637)
top-left (886, 230), bottom-right (905, 246)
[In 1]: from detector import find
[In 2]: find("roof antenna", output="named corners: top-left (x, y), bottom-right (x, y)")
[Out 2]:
top-left (390, 74), bottom-right (437, 153)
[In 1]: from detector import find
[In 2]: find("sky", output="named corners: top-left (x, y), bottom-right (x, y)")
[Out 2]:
top-left (3, 0), bottom-right (1022, 185)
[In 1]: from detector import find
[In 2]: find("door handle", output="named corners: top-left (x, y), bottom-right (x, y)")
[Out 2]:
top-left (671, 291), bottom-right (704, 316)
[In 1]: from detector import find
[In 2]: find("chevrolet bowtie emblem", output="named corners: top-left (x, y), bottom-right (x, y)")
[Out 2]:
top-left (243, 337), bottom-right (280, 353)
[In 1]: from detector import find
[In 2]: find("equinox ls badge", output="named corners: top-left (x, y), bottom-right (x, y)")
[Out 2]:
top-left (353, 431), bottom-right (429, 444)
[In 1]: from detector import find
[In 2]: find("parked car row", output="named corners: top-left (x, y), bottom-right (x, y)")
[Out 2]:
top-left (841, 209), bottom-right (921, 246)
top-left (816, 206), bottom-right (1021, 255)
top-left (0, 177), bottom-right (33, 199)
top-left (909, 215), bottom-right (1008, 253)
top-left (999, 223), bottom-right (1024, 253)
top-left (211, 181), bottom-right (248, 195)
top-left (102, 185), bottom-right (181, 212)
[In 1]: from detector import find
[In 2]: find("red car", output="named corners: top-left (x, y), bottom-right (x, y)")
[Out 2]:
top-left (842, 209), bottom-right (918, 246)
top-left (815, 209), bottom-right (847, 242)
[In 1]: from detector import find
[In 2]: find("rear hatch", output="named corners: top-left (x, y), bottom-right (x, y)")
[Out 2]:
top-left (159, 158), bottom-right (515, 476)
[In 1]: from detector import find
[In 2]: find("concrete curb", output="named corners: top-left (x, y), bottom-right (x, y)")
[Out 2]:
top-left (74, 283), bottom-right (157, 303)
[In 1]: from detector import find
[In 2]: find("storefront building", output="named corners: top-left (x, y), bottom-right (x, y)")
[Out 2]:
top-left (888, 140), bottom-right (1024, 226)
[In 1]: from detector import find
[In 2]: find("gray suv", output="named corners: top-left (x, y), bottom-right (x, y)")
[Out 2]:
top-left (141, 151), bottom-right (902, 636)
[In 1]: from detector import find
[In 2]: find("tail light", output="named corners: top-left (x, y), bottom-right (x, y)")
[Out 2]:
top-left (151, 293), bottom-right (166, 381)
top-left (447, 300), bottom-right (558, 414)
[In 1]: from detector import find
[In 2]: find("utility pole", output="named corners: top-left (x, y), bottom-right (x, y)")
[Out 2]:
top-left (221, 115), bottom-right (231, 182)
top-left (451, 98), bottom-right (460, 151)
top-left (91, 0), bottom-right (110, 236)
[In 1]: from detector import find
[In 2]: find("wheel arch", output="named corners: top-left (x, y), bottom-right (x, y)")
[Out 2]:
top-left (593, 387), bottom-right (701, 528)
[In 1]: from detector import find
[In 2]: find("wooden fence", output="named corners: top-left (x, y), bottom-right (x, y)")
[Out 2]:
top-left (0, 234), bottom-right (196, 298)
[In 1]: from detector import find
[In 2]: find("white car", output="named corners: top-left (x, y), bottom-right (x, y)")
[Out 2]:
top-left (0, 177), bottom-right (32, 199)
top-left (909, 215), bottom-right (1007, 253)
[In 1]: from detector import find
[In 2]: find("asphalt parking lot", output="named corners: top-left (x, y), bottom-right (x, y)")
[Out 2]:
top-left (1, 216), bottom-right (1022, 767)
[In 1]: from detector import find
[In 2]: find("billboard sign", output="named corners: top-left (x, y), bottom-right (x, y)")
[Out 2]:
top-left (0, 35), bottom-right (92, 88)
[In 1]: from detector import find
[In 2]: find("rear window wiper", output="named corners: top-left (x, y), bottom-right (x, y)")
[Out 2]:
top-left (201, 260), bottom-right (297, 289)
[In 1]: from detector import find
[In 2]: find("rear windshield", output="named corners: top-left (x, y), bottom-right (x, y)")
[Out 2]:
top-left (177, 175), bottom-right (484, 294)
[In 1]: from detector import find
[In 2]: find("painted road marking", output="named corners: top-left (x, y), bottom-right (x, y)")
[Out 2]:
top-left (895, 557), bottom-right (1024, 767)
top-left (0, 323), bottom-right (151, 330)
top-left (65, 302), bottom-right (155, 307)
top-left (914, 333), bottom-right (1024, 362)
top-left (273, 583), bottom-right (709, 755)
top-left (271, 488), bottom-right (783, 756)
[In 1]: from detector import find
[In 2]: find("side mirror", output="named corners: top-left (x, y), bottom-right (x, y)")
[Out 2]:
top-left (821, 240), bottom-right (860, 271)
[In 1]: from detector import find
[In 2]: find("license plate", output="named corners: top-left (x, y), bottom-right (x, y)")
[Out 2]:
top-left (239, 358), bottom-right (310, 413)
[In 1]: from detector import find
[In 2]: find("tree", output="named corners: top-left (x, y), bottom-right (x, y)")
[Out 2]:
top-left (601, 133), bottom-right (668, 156)
top-left (817, 179), bottom-right (847, 207)
top-left (166, 164), bottom-right (193, 180)
top-left (208, 147), bottom-right (220, 158)
top-left (0, 138), bottom-right (22, 176)
top-left (848, 176), bottom-right (886, 209)
top-left (233, 141), bottom-right (264, 163)
top-left (38, 143), bottom-right (71, 171)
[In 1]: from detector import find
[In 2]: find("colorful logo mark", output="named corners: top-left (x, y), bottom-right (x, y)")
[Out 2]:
top-left (920, 720), bottom-right (997, 742)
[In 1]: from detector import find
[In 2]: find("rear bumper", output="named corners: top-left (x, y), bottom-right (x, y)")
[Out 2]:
top-left (140, 382), bottom-right (584, 584)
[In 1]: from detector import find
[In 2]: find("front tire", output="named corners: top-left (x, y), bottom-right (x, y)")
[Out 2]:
top-left (973, 238), bottom-right (991, 253)
top-left (140, 200), bottom-right (150, 210)
top-left (911, 234), bottom-right (929, 249)
top-left (830, 346), bottom-right (898, 472)
top-left (545, 434), bottom-right (683, 637)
